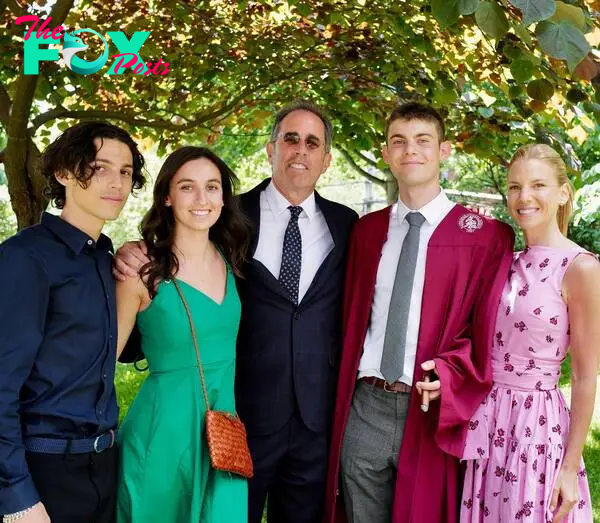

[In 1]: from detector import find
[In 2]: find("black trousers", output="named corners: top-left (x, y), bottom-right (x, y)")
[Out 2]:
top-left (247, 411), bottom-right (328, 523)
top-left (25, 446), bottom-right (117, 523)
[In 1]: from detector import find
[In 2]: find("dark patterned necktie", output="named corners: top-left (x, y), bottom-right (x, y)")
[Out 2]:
top-left (380, 211), bottom-right (426, 383)
top-left (279, 206), bottom-right (303, 305)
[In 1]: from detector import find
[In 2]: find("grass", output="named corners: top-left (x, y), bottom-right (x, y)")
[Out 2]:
top-left (115, 359), bottom-right (600, 521)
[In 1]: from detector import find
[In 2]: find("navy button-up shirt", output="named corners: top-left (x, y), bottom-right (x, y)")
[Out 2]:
top-left (0, 212), bottom-right (118, 514)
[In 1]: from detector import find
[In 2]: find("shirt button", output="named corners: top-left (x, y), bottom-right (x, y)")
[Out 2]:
top-left (87, 240), bottom-right (93, 245)
top-left (98, 409), bottom-right (103, 415)
top-left (103, 373), bottom-right (107, 379)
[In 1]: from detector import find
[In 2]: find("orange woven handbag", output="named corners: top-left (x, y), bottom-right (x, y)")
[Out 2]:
top-left (173, 279), bottom-right (254, 479)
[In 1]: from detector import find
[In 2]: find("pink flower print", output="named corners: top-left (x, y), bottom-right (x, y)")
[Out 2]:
top-left (526, 359), bottom-right (536, 370)
top-left (511, 440), bottom-right (518, 453)
top-left (562, 257), bottom-right (568, 267)
top-left (526, 262), bottom-right (532, 269)
top-left (552, 424), bottom-right (562, 435)
top-left (495, 466), bottom-right (505, 477)
top-left (550, 316), bottom-right (558, 325)
top-left (468, 420), bottom-right (479, 430)
top-left (546, 334), bottom-right (554, 343)
top-left (579, 500), bottom-right (586, 509)
top-left (536, 444), bottom-right (545, 455)
top-left (490, 388), bottom-right (498, 401)
top-left (495, 331), bottom-right (504, 347)
top-left (539, 415), bottom-right (546, 426)
top-left (555, 347), bottom-right (560, 357)
top-left (524, 394), bottom-right (533, 409)
top-left (578, 469), bottom-right (587, 478)
top-left (494, 429), bottom-right (505, 448)
top-left (505, 470), bottom-right (517, 484)
top-left (505, 305), bottom-right (511, 316)
top-left (515, 501), bottom-right (534, 519)
top-left (511, 425), bottom-right (516, 437)
top-left (539, 257), bottom-right (550, 269)
top-left (528, 346), bottom-right (536, 353)
top-left (483, 506), bottom-right (490, 517)
top-left (463, 498), bottom-right (473, 509)
top-left (535, 380), bottom-right (543, 390)
top-left (526, 426), bottom-right (532, 438)
top-left (518, 283), bottom-right (529, 297)
top-left (541, 276), bottom-right (549, 282)
top-left (504, 353), bottom-right (510, 362)
top-left (512, 399), bottom-right (517, 407)
top-left (475, 462), bottom-right (480, 470)
top-left (520, 452), bottom-right (528, 464)
top-left (539, 472), bottom-right (546, 485)
top-left (532, 459), bottom-right (537, 472)
top-left (514, 321), bottom-right (528, 332)
top-left (477, 447), bottom-right (485, 457)
top-left (533, 307), bottom-right (542, 315)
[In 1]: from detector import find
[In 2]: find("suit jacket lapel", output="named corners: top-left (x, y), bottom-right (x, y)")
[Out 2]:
top-left (300, 192), bottom-right (345, 306)
top-left (240, 178), bottom-right (291, 302)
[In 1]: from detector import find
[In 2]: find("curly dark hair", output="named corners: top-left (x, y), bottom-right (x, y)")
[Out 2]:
top-left (42, 121), bottom-right (146, 209)
top-left (140, 146), bottom-right (252, 297)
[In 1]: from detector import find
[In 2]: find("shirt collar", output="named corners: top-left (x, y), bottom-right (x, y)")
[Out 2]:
top-left (394, 190), bottom-right (454, 226)
top-left (265, 180), bottom-right (317, 220)
top-left (41, 212), bottom-right (114, 255)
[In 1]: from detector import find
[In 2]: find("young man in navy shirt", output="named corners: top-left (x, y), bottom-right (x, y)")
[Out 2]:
top-left (0, 122), bottom-right (145, 523)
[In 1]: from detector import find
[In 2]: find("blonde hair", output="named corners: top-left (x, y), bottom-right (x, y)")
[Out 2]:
top-left (509, 144), bottom-right (574, 235)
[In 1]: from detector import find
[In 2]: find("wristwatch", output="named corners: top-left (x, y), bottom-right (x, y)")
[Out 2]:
top-left (3, 506), bottom-right (34, 522)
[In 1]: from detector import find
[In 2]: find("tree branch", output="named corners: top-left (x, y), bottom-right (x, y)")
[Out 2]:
top-left (0, 83), bottom-right (11, 127)
top-left (339, 147), bottom-right (386, 187)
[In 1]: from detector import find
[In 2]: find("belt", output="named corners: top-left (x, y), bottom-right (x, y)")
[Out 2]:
top-left (360, 376), bottom-right (412, 393)
top-left (24, 429), bottom-right (116, 455)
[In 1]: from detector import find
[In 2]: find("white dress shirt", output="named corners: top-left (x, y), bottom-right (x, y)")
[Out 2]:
top-left (357, 190), bottom-right (455, 385)
top-left (253, 181), bottom-right (334, 303)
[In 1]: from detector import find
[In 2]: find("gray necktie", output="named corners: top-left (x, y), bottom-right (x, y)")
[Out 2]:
top-left (380, 212), bottom-right (426, 384)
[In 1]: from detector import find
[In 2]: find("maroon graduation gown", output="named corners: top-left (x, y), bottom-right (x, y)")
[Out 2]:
top-left (323, 204), bottom-right (514, 523)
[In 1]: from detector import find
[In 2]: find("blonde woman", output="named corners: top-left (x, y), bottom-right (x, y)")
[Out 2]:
top-left (461, 144), bottom-right (600, 522)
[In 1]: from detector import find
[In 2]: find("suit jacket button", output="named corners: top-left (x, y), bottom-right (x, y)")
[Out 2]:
top-left (294, 312), bottom-right (300, 320)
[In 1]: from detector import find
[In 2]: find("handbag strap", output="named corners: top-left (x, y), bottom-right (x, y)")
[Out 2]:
top-left (172, 279), bottom-right (210, 413)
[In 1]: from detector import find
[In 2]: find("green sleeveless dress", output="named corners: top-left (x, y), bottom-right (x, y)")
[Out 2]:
top-left (116, 268), bottom-right (247, 522)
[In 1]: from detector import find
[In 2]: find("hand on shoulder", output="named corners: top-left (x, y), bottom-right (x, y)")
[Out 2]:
top-left (112, 240), bottom-right (148, 281)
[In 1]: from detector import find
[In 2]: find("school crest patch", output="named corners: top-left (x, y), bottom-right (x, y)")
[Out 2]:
top-left (458, 213), bottom-right (484, 233)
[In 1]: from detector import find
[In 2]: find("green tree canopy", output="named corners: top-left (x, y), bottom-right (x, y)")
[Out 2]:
top-left (1, 0), bottom-right (599, 227)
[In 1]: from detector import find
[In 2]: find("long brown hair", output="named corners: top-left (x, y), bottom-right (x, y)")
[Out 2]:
top-left (140, 146), bottom-right (252, 297)
top-left (509, 144), bottom-right (574, 235)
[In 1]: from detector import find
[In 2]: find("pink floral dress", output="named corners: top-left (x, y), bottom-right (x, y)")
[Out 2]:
top-left (461, 246), bottom-right (594, 522)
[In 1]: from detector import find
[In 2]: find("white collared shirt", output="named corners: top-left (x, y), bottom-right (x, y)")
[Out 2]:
top-left (357, 190), bottom-right (455, 385)
top-left (253, 181), bottom-right (334, 303)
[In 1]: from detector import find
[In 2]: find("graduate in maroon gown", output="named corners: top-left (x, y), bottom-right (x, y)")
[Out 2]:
top-left (323, 103), bottom-right (515, 523)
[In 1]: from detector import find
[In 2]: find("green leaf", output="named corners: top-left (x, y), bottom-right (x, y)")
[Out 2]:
top-left (551, 1), bottom-right (586, 32)
top-left (536, 20), bottom-right (591, 71)
top-left (475, 1), bottom-right (509, 39)
top-left (459, 0), bottom-right (480, 16)
top-left (512, 23), bottom-right (534, 46)
top-left (509, 85), bottom-right (524, 98)
top-left (503, 42), bottom-right (523, 60)
top-left (527, 78), bottom-right (554, 102)
top-left (566, 88), bottom-right (588, 103)
top-left (509, 0), bottom-right (556, 26)
top-left (477, 107), bottom-right (495, 118)
top-left (431, 0), bottom-right (460, 29)
top-left (434, 85), bottom-right (458, 105)
top-left (510, 58), bottom-right (535, 83)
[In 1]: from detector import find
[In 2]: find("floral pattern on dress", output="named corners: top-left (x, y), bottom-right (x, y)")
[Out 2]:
top-left (461, 246), bottom-right (594, 522)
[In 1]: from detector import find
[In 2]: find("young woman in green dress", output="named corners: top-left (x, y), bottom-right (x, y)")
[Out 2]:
top-left (114, 147), bottom-right (251, 522)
